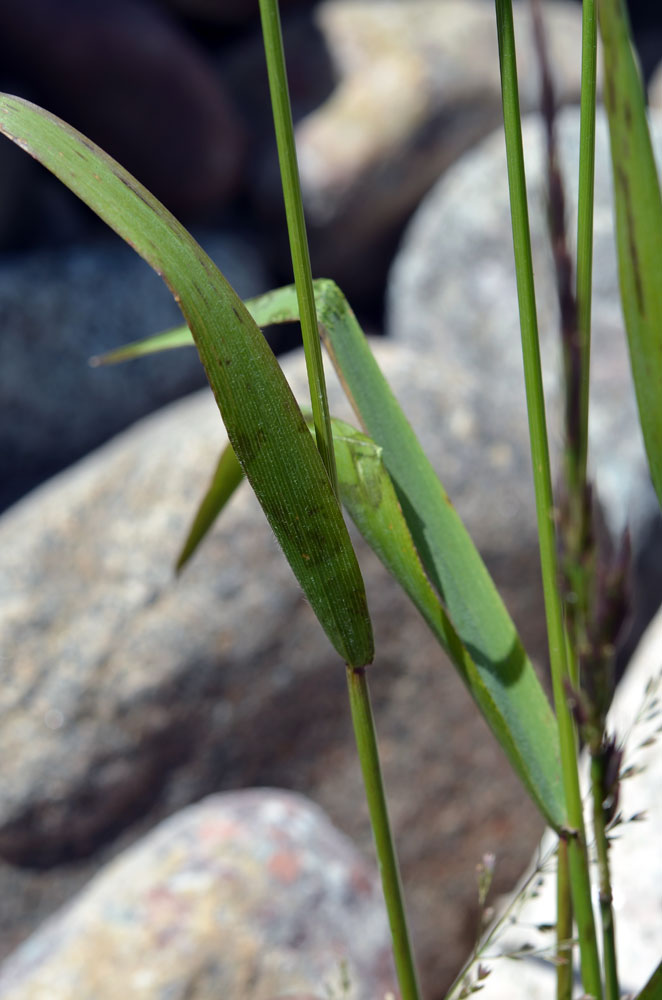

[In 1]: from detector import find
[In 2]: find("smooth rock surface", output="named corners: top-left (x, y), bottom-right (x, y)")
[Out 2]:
top-left (473, 603), bottom-right (662, 999)
top-left (0, 341), bottom-right (550, 994)
top-left (387, 107), bottom-right (662, 650)
top-left (0, 789), bottom-right (396, 1000)
top-left (0, 234), bottom-right (265, 511)
top-left (289, 0), bottom-right (588, 298)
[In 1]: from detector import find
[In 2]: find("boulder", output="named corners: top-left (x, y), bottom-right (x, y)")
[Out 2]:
top-left (0, 234), bottom-right (265, 511)
top-left (0, 790), bottom-right (396, 1000)
top-left (0, 340), bottom-right (550, 994)
top-left (387, 107), bottom-right (662, 653)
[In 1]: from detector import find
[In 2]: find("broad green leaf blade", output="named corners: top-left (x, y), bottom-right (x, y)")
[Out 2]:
top-left (331, 419), bottom-right (563, 826)
top-left (635, 958), bottom-right (662, 1000)
top-left (0, 94), bottom-right (373, 668)
top-left (176, 443), bottom-right (245, 573)
top-left (599, 0), bottom-right (662, 509)
top-left (209, 280), bottom-right (564, 829)
top-left (319, 285), bottom-right (564, 830)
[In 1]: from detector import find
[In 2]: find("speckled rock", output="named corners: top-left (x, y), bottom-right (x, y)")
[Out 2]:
top-left (286, 0), bottom-right (588, 298)
top-left (0, 790), bottom-right (396, 1000)
top-left (387, 107), bottom-right (662, 649)
top-left (0, 234), bottom-right (265, 511)
top-left (0, 340), bottom-right (550, 995)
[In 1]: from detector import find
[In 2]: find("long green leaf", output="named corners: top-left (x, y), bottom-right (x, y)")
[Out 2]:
top-left (147, 282), bottom-right (565, 827)
top-left (332, 420), bottom-right (564, 827)
top-left (177, 415), bottom-right (564, 824)
top-left (0, 94), bottom-right (373, 668)
top-left (599, 0), bottom-right (662, 509)
top-left (315, 283), bottom-right (565, 830)
top-left (176, 444), bottom-right (245, 574)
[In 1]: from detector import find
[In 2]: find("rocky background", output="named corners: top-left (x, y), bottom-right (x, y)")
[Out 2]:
top-left (2, 1), bottom-right (662, 998)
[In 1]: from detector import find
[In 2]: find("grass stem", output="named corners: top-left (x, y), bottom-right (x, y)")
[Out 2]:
top-left (575, 0), bottom-right (597, 496)
top-left (258, 0), bottom-right (339, 497)
top-left (346, 666), bottom-right (421, 1000)
top-left (590, 753), bottom-right (620, 1000)
top-left (493, 1), bottom-right (603, 995)
top-left (555, 837), bottom-right (573, 1000)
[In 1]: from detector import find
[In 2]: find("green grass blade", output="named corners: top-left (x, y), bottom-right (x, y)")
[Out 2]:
top-left (599, 0), bottom-right (662, 509)
top-left (0, 94), bottom-right (373, 668)
top-left (317, 286), bottom-right (565, 829)
top-left (331, 419), bottom-right (564, 827)
top-left (176, 443), bottom-right (245, 573)
top-left (89, 328), bottom-right (190, 366)
top-left (169, 280), bottom-right (564, 828)
top-left (177, 410), bottom-right (564, 825)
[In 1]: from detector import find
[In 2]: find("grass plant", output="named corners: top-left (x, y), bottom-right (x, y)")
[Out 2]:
top-left (1, 0), bottom-right (662, 996)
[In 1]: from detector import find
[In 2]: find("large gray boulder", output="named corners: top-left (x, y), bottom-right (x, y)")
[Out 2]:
top-left (0, 340), bottom-right (550, 994)
top-left (0, 790), bottom-right (396, 1000)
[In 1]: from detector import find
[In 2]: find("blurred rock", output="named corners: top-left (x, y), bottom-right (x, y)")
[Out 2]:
top-left (0, 790), bottom-right (396, 1000)
top-left (281, 0), bottom-right (589, 302)
top-left (0, 233), bottom-right (266, 511)
top-left (0, 340), bottom-right (551, 995)
top-left (387, 107), bottom-right (662, 654)
top-left (0, 0), bottom-right (245, 219)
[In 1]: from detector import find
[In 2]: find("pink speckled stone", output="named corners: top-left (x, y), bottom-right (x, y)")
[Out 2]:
top-left (0, 790), bottom-right (397, 1000)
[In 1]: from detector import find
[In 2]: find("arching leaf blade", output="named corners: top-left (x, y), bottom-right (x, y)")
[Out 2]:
top-left (332, 418), bottom-right (565, 830)
top-left (234, 280), bottom-right (565, 828)
top-left (0, 94), bottom-right (373, 668)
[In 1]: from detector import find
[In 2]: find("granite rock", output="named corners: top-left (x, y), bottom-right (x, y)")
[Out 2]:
top-left (0, 790), bottom-right (396, 1000)
top-left (0, 341), bottom-right (550, 994)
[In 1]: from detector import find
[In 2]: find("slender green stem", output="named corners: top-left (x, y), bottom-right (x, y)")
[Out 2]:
top-left (346, 666), bottom-right (421, 1000)
top-left (576, 16), bottom-right (622, 996)
top-left (590, 753), bottom-right (620, 1000)
top-left (493, 2), bottom-right (603, 996)
top-left (258, 0), bottom-right (339, 497)
top-left (575, 0), bottom-right (597, 497)
top-left (556, 837), bottom-right (573, 1000)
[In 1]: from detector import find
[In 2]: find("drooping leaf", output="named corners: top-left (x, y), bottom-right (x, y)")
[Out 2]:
top-left (0, 94), bottom-right (373, 668)
top-left (599, 0), bottom-right (662, 509)
top-left (157, 273), bottom-right (565, 827)
top-left (316, 291), bottom-right (565, 830)
top-left (176, 443), bottom-right (245, 574)
top-left (331, 418), bottom-right (563, 827)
